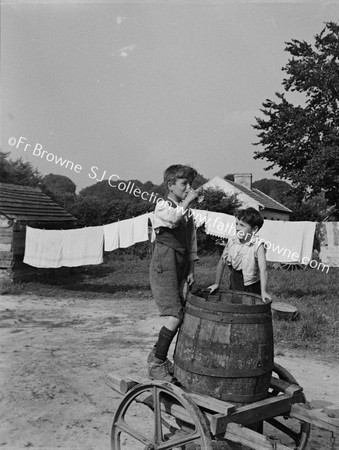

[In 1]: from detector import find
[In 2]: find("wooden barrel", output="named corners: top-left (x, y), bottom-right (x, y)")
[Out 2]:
top-left (174, 289), bottom-right (274, 405)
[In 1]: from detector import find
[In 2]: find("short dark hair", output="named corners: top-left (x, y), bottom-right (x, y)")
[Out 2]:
top-left (163, 165), bottom-right (197, 191)
top-left (235, 207), bottom-right (264, 230)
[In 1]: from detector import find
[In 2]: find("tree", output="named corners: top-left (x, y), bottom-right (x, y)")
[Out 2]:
top-left (42, 174), bottom-right (76, 195)
top-left (192, 172), bottom-right (209, 190)
top-left (0, 151), bottom-right (42, 186)
top-left (196, 188), bottom-right (240, 215)
top-left (252, 178), bottom-right (335, 220)
top-left (252, 178), bottom-right (292, 203)
top-left (224, 174), bottom-right (234, 181)
top-left (253, 22), bottom-right (339, 213)
top-left (79, 178), bottom-right (157, 205)
top-left (0, 152), bottom-right (11, 180)
top-left (194, 188), bottom-right (241, 253)
top-left (40, 174), bottom-right (77, 211)
top-left (79, 179), bottom-right (133, 202)
top-left (69, 196), bottom-right (127, 227)
top-left (288, 193), bottom-right (330, 221)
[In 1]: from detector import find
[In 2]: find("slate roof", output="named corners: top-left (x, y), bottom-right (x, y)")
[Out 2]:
top-left (226, 179), bottom-right (292, 213)
top-left (0, 183), bottom-right (76, 222)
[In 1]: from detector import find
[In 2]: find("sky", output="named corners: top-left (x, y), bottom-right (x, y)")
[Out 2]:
top-left (1, 0), bottom-right (338, 191)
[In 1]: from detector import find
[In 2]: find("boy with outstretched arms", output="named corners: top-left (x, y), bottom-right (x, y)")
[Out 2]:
top-left (208, 207), bottom-right (271, 302)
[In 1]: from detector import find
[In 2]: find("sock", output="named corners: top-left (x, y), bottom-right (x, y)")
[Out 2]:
top-left (154, 326), bottom-right (177, 362)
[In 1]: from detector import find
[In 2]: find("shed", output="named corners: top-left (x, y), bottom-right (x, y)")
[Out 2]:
top-left (0, 182), bottom-right (76, 289)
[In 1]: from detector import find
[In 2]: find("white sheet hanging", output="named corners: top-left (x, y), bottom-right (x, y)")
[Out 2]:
top-left (118, 218), bottom-right (134, 248)
top-left (103, 222), bottom-right (120, 251)
top-left (260, 220), bottom-right (316, 264)
top-left (24, 227), bottom-right (63, 268)
top-left (61, 226), bottom-right (104, 266)
top-left (203, 211), bottom-right (316, 264)
top-left (319, 222), bottom-right (339, 267)
top-left (133, 213), bottom-right (150, 244)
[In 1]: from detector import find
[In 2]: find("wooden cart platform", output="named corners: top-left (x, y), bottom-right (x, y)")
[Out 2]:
top-left (106, 363), bottom-right (339, 450)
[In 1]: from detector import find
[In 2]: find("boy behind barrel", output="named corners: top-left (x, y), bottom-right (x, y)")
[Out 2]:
top-left (208, 207), bottom-right (271, 302)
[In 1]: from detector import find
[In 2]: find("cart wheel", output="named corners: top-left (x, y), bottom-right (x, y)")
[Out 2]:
top-left (265, 362), bottom-right (310, 450)
top-left (279, 263), bottom-right (307, 271)
top-left (111, 380), bottom-right (213, 450)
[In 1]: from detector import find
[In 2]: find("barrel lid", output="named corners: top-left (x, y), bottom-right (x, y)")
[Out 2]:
top-left (271, 302), bottom-right (298, 320)
top-left (271, 302), bottom-right (297, 313)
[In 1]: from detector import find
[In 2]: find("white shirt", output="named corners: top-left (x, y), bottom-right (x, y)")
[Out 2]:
top-left (222, 235), bottom-right (264, 286)
top-left (152, 198), bottom-right (198, 261)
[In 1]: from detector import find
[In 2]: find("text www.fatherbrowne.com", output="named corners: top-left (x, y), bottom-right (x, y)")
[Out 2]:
top-left (176, 206), bottom-right (330, 274)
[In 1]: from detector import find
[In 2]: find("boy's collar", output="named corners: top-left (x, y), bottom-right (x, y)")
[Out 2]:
top-left (166, 196), bottom-right (179, 206)
top-left (235, 234), bottom-right (258, 246)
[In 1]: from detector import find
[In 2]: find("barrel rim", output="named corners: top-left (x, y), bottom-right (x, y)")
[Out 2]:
top-left (185, 303), bottom-right (272, 323)
top-left (213, 288), bottom-right (263, 300)
top-left (188, 289), bottom-right (272, 313)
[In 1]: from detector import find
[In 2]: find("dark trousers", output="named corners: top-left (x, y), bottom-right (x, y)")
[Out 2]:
top-left (229, 267), bottom-right (261, 295)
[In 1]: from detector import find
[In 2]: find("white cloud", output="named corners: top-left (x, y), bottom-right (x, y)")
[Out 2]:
top-left (116, 16), bottom-right (126, 27)
top-left (113, 44), bottom-right (136, 58)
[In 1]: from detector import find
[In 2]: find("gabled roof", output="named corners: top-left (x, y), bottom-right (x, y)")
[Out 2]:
top-left (0, 182), bottom-right (76, 222)
top-left (202, 176), bottom-right (292, 214)
top-left (226, 179), bottom-right (292, 213)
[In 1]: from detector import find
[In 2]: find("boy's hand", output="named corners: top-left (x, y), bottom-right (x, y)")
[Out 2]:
top-left (185, 189), bottom-right (198, 205)
top-left (186, 272), bottom-right (195, 286)
top-left (261, 292), bottom-right (271, 303)
top-left (207, 284), bottom-right (219, 294)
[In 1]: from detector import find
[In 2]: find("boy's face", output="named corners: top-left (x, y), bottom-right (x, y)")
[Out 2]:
top-left (235, 219), bottom-right (258, 242)
top-left (168, 178), bottom-right (191, 202)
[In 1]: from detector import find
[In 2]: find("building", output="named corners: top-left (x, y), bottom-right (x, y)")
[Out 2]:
top-left (201, 174), bottom-right (292, 221)
top-left (0, 182), bottom-right (76, 289)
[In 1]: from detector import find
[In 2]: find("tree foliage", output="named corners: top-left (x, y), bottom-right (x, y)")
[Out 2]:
top-left (252, 178), bottom-right (292, 204)
top-left (194, 188), bottom-right (241, 253)
top-left (196, 188), bottom-right (240, 214)
top-left (68, 197), bottom-right (129, 227)
top-left (253, 22), bottom-right (339, 212)
top-left (79, 178), bottom-right (164, 206)
top-left (192, 173), bottom-right (209, 190)
top-left (39, 174), bottom-right (77, 211)
top-left (252, 178), bottom-right (332, 221)
top-left (79, 180), bottom-right (137, 202)
top-left (42, 174), bottom-right (76, 195)
top-left (288, 193), bottom-right (331, 221)
top-left (0, 151), bottom-right (42, 186)
top-left (224, 174), bottom-right (235, 181)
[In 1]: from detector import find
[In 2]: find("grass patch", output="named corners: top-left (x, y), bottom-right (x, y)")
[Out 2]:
top-left (268, 267), bottom-right (339, 357)
top-left (7, 252), bottom-right (339, 357)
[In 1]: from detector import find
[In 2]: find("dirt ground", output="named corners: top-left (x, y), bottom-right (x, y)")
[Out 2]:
top-left (0, 290), bottom-right (338, 450)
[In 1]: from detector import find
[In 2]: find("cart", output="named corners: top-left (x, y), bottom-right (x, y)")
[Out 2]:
top-left (107, 362), bottom-right (339, 450)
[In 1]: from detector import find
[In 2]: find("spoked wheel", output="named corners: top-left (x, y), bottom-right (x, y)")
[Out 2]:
top-left (265, 362), bottom-right (311, 450)
top-left (111, 380), bottom-right (213, 450)
top-left (279, 263), bottom-right (307, 271)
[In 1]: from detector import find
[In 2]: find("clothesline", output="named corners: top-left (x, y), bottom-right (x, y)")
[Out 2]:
top-left (193, 209), bottom-right (316, 264)
top-left (23, 209), bottom-right (339, 268)
top-left (24, 212), bottom-right (152, 268)
top-left (192, 209), bottom-right (338, 267)
top-left (24, 226), bottom-right (104, 268)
